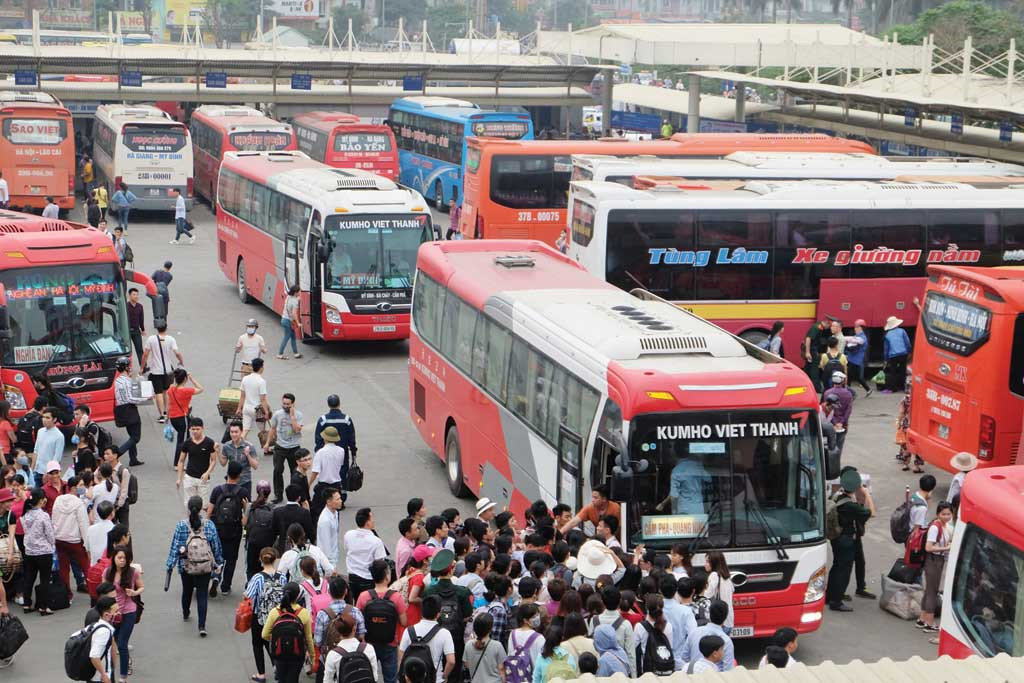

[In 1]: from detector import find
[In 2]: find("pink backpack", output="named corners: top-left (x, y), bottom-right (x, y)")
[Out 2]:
top-left (300, 578), bottom-right (333, 621)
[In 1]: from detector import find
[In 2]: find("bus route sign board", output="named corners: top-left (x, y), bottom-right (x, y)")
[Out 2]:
top-left (1001, 121), bottom-right (1014, 143)
top-left (904, 107), bottom-right (915, 126)
top-left (120, 70), bottom-right (142, 87)
top-left (403, 75), bottom-right (424, 91)
top-left (205, 71), bottom-right (227, 88)
top-left (610, 110), bottom-right (661, 134)
top-left (951, 113), bottom-right (963, 135)
top-left (291, 73), bottom-right (312, 90)
top-left (14, 70), bottom-right (36, 86)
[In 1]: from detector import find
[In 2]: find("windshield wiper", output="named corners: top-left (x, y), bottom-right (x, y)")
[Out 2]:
top-left (688, 499), bottom-right (723, 555)
top-left (743, 498), bottom-right (790, 560)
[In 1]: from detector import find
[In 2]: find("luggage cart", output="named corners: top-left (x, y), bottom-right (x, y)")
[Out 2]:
top-left (217, 349), bottom-right (245, 423)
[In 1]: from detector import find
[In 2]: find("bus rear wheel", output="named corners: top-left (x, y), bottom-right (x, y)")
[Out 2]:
top-left (237, 259), bottom-right (254, 304)
top-left (445, 426), bottom-right (471, 498)
top-left (435, 181), bottom-right (447, 212)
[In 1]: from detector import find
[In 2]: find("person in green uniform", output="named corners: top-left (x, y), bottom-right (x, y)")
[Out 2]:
top-left (803, 320), bottom-right (830, 394)
top-left (422, 549), bottom-right (474, 681)
top-left (826, 468), bottom-right (875, 612)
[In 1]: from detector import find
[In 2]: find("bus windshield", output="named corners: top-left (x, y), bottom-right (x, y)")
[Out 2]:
top-left (627, 409), bottom-right (824, 548)
top-left (0, 263), bottom-right (129, 366)
top-left (490, 154), bottom-right (572, 209)
top-left (2, 118), bottom-right (68, 145)
top-left (335, 132), bottom-right (392, 153)
top-left (324, 214), bottom-right (432, 291)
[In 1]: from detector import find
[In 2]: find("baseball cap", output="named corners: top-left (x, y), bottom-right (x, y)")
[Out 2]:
top-left (824, 394), bottom-right (840, 404)
top-left (46, 460), bottom-right (61, 473)
top-left (412, 545), bottom-right (436, 563)
top-left (831, 371), bottom-right (846, 383)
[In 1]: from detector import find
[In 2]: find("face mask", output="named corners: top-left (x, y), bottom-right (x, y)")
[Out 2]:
top-left (529, 615), bottom-right (542, 629)
top-left (76, 487), bottom-right (86, 496)
top-left (71, 434), bottom-right (80, 445)
top-left (16, 456), bottom-right (28, 466)
top-left (246, 327), bottom-right (256, 335)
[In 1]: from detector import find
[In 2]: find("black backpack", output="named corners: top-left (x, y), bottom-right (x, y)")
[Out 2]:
top-left (400, 623), bottom-right (442, 683)
top-left (95, 425), bottom-right (113, 454)
top-left (247, 505), bottom-right (274, 542)
top-left (692, 599), bottom-right (710, 627)
top-left (270, 609), bottom-right (306, 660)
top-left (213, 488), bottom-right (244, 530)
top-left (436, 590), bottom-right (463, 637)
top-left (14, 411), bottom-right (41, 451)
top-left (333, 642), bottom-right (375, 683)
top-left (363, 589), bottom-right (399, 645)
top-left (116, 464), bottom-right (139, 505)
top-left (65, 623), bottom-right (113, 680)
top-left (823, 354), bottom-right (845, 383)
top-left (639, 622), bottom-right (675, 676)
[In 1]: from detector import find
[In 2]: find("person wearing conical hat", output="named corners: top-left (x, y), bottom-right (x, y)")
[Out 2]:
top-left (947, 451), bottom-right (978, 504)
top-left (882, 315), bottom-right (911, 393)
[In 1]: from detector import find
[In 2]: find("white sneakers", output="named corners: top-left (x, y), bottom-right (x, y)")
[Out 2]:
top-left (170, 236), bottom-right (197, 245)
top-left (169, 239), bottom-right (178, 244)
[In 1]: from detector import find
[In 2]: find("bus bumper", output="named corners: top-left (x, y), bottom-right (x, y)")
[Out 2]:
top-left (733, 597), bottom-right (825, 638)
top-left (321, 318), bottom-right (410, 341)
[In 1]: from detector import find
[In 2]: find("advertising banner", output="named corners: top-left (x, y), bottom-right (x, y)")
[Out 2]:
top-left (266, 0), bottom-right (321, 19)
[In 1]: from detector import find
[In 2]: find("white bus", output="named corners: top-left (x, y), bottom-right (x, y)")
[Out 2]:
top-left (567, 178), bottom-right (1024, 360)
top-left (569, 151), bottom-right (1024, 186)
top-left (93, 104), bottom-right (194, 212)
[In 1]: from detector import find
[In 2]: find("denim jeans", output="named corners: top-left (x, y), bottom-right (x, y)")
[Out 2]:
top-left (278, 318), bottom-right (297, 355)
top-left (378, 643), bottom-right (398, 683)
top-left (118, 420), bottom-right (141, 463)
top-left (119, 207), bottom-right (131, 229)
top-left (180, 572), bottom-right (211, 628)
top-left (115, 609), bottom-right (137, 676)
top-left (175, 217), bottom-right (193, 240)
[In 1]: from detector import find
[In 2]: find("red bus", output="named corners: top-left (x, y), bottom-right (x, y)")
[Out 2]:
top-left (0, 92), bottom-right (76, 213)
top-left (216, 151), bottom-right (433, 341)
top-left (291, 111), bottom-right (399, 180)
top-left (410, 239), bottom-right (832, 639)
top-left (940, 466), bottom-right (1024, 658)
top-left (189, 105), bottom-right (297, 204)
top-left (460, 134), bottom-right (876, 244)
top-left (0, 209), bottom-right (163, 422)
top-left (908, 265), bottom-right (1024, 470)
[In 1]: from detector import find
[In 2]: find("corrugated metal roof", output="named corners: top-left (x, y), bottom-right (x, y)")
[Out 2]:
top-left (613, 83), bottom-right (777, 120)
top-left (549, 654), bottom-right (1024, 682)
top-left (573, 23), bottom-right (888, 48)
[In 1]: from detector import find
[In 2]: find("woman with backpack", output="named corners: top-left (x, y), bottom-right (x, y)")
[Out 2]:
top-left (246, 481), bottom-right (277, 579)
top-left (464, 611), bottom-right (506, 683)
top-left (702, 552), bottom-right (735, 632)
top-left (278, 523), bottom-right (335, 582)
top-left (593, 624), bottom-right (629, 677)
top-left (244, 546), bottom-right (285, 683)
top-left (166, 495), bottom-right (224, 637)
top-left (297, 554), bottom-right (331, 617)
top-left (0, 401), bottom-right (15, 466)
top-left (633, 594), bottom-right (674, 676)
top-left (323, 611), bottom-right (380, 683)
top-left (506, 603), bottom-right (544, 678)
top-left (920, 501), bottom-right (955, 641)
top-left (91, 463), bottom-right (120, 521)
top-left (530, 625), bottom-right (577, 683)
top-left (560, 612), bottom-right (597, 663)
top-left (261, 582), bottom-right (315, 683)
top-left (104, 544), bottom-right (144, 683)
top-left (20, 487), bottom-right (54, 615)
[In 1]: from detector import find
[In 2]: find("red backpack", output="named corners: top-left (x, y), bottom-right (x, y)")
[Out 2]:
top-left (87, 553), bottom-right (111, 602)
top-left (300, 578), bottom-right (333, 622)
top-left (904, 520), bottom-right (942, 569)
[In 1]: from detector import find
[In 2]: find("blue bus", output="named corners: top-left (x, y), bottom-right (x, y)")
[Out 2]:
top-left (387, 96), bottom-right (534, 210)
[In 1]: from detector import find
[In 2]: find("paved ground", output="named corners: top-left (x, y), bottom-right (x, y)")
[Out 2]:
top-left (5, 201), bottom-right (945, 681)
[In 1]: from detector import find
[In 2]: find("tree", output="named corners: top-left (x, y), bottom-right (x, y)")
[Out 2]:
top-left (203, 0), bottom-right (260, 47)
top-left (381, 0), bottom-right (426, 27)
top-left (543, 0), bottom-right (595, 30)
top-left (425, 2), bottom-right (468, 47)
top-left (888, 0), bottom-right (1024, 55)
top-left (332, 4), bottom-right (369, 41)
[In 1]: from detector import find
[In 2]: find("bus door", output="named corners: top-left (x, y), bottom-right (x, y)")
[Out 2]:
top-left (305, 210), bottom-right (323, 338)
top-left (556, 425), bottom-right (584, 513)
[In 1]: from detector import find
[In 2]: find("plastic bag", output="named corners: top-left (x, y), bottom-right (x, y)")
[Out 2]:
top-left (871, 369), bottom-right (886, 385)
top-left (163, 422), bottom-right (175, 442)
top-left (234, 597), bottom-right (254, 634)
top-left (879, 573), bottom-right (924, 620)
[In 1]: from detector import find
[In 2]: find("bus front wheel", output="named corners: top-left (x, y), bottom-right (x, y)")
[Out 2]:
top-left (237, 259), bottom-right (254, 304)
top-left (435, 181), bottom-right (447, 212)
top-left (445, 426), bottom-right (471, 498)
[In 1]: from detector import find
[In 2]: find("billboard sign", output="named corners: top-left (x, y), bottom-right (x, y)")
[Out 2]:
top-left (266, 0), bottom-right (321, 18)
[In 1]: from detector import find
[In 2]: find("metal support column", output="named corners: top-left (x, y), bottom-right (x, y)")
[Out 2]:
top-left (734, 83), bottom-right (746, 123)
top-left (687, 73), bottom-right (700, 133)
top-left (601, 71), bottom-right (613, 137)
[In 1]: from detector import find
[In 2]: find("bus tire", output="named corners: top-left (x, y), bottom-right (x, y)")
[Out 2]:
top-left (236, 259), bottom-right (254, 304)
top-left (740, 329), bottom-right (769, 348)
top-left (435, 181), bottom-right (447, 212)
top-left (445, 425), bottom-right (471, 498)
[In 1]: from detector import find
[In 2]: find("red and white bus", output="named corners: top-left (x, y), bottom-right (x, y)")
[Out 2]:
top-left (217, 151), bottom-right (433, 341)
top-left (0, 209), bottom-right (163, 422)
top-left (410, 239), bottom-right (830, 638)
top-left (459, 134), bottom-right (876, 244)
top-left (940, 465), bottom-right (1024, 658)
top-left (190, 105), bottom-right (297, 204)
top-left (908, 265), bottom-right (1024, 471)
top-left (0, 92), bottom-right (76, 212)
top-left (291, 111), bottom-right (399, 180)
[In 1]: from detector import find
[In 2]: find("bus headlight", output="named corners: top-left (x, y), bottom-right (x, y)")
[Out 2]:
top-left (804, 566), bottom-right (826, 603)
top-left (325, 308), bottom-right (342, 325)
top-left (4, 385), bottom-right (25, 410)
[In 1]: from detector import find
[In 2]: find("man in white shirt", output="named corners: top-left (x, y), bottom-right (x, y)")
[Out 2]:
top-left (398, 594), bottom-right (455, 683)
top-left (688, 634), bottom-right (725, 675)
top-left (42, 195), bottom-right (60, 218)
top-left (455, 552), bottom-right (487, 601)
top-left (343, 507), bottom-right (385, 601)
top-left (89, 596), bottom-right (119, 682)
top-left (238, 357), bottom-right (269, 440)
top-left (235, 318), bottom-right (267, 366)
top-left (86, 501), bottom-right (116, 562)
top-left (0, 171), bottom-right (8, 209)
top-left (317, 488), bottom-right (343, 568)
top-left (310, 426), bottom-right (346, 522)
top-left (139, 322), bottom-right (184, 423)
top-left (170, 187), bottom-right (194, 244)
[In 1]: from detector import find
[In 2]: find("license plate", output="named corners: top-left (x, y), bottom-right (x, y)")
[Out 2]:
top-left (149, 188), bottom-right (164, 196)
top-left (938, 424), bottom-right (950, 440)
top-left (373, 325), bottom-right (396, 333)
top-left (730, 626), bottom-right (754, 638)
top-left (30, 186), bottom-right (42, 194)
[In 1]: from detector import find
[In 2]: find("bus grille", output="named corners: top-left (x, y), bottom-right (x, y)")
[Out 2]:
top-left (639, 335), bottom-right (708, 352)
top-left (879, 183), bottom-right (964, 191)
top-left (0, 221), bottom-right (69, 233)
top-left (1011, 440), bottom-right (1020, 465)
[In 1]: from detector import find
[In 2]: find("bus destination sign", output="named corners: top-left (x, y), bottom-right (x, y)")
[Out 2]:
top-left (921, 292), bottom-right (991, 356)
top-left (642, 514), bottom-right (709, 540)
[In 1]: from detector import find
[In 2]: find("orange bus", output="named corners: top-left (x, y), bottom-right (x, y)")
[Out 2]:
top-left (291, 111), bottom-right (399, 180)
top-left (459, 134), bottom-right (876, 244)
top-left (189, 105), bottom-right (297, 204)
top-left (907, 265), bottom-right (1024, 471)
top-left (0, 92), bottom-right (76, 213)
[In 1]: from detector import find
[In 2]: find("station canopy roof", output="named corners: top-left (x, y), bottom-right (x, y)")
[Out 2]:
top-left (613, 83), bottom-right (776, 120)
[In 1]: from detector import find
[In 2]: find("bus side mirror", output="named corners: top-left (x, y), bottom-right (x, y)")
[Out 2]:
top-left (609, 472), bottom-right (632, 501)
top-left (0, 284), bottom-right (11, 340)
top-left (317, 239), bottom-right (331, 261)
top-left (150, 296), bottom-right (167, 330)
top-left (825, 446), bottom-right (841, 481)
